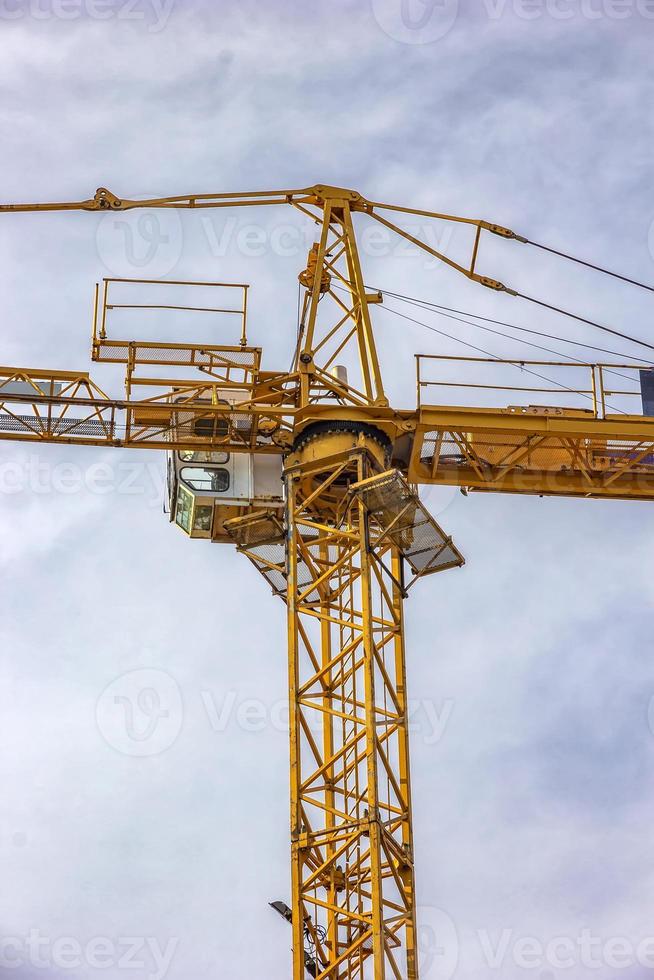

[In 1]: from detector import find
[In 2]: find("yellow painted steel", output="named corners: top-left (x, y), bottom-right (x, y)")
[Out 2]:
top-left (3, 183), bottom-right (654, 979)
top-left (6, 359), bottom-right (654, 504)
top-left (285, 436), bottom-right (419, 979)
top-left (410, 355), bottom-right (654, 499)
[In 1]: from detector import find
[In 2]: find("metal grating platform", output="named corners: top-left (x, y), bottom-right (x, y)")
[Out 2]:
top-left (351, 469), bottom-right (465, 578)
top-left (224, 509), bottom-right (285, 550)
top-left (0, 413), bottom-right (115, 438)
top-left (224, 511), bottom-right (288, 596)
top-left (224, 509), bottom-right (324, 601)
top-left (96, 341), bottom-right (260, 371)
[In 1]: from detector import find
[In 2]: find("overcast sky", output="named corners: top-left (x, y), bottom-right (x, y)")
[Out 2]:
top-left (2, 2), bottom-right (654, 978)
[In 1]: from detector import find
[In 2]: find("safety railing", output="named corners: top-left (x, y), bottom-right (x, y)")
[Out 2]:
top-left (91, 277), bottom-right (259, 390)
top-left (94, 277), bottom-right (249, 347)
top-left (416, 355), bottom-right (654, 419)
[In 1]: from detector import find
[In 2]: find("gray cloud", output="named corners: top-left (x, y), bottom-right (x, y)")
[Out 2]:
top-left (1, 3), bottom-right (654, 977)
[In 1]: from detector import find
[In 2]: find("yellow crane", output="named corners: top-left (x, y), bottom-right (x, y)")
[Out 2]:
top-left (2, 183), bottom-right (654, 979)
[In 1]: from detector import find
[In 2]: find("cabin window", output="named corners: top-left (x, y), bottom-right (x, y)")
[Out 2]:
top-left (179, 450), bottom-right (230, 464)
top-left (181, 467), bottom-right (230, 493)
top-left (175, 486), bottom-right (193, 532)
top-left (193, 504), bottom-right (213, 533)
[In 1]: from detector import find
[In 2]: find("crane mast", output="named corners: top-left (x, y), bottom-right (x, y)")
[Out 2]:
top-left (2, 183), bottom-right (654, 979)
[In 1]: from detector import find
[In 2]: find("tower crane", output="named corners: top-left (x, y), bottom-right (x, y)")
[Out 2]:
top-left (2, 183), bottom-right (654, 979)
